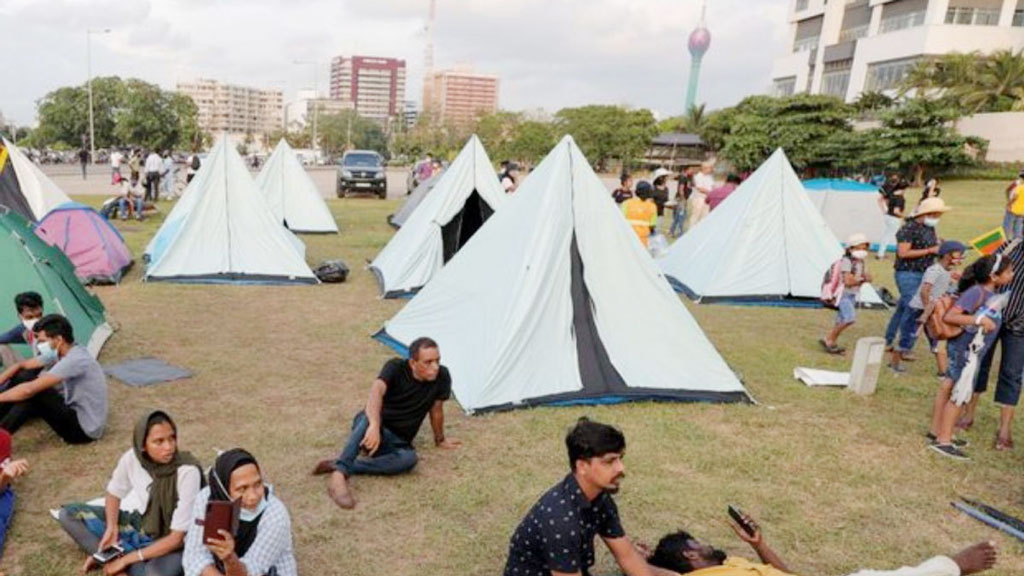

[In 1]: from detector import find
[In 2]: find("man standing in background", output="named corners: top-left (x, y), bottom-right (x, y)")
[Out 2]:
top-left (144, 149), bottom-right (162, 203)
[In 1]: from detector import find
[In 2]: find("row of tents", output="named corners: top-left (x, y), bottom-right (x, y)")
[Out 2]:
top-left (367, 139), bottom-right (892, 413)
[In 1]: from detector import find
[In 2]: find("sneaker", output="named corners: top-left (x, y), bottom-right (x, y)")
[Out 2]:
top-left (925, 432), bottom-right (969, 448)
top-left (889, 364), bottom-right (908, 374)
top-left (929, 443), bottom-right (969, 461)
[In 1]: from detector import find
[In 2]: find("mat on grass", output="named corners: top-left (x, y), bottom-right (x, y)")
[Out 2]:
top-left (104, 357), bottom-right (192, 387)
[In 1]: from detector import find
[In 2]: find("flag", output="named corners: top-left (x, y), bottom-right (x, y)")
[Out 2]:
top-left (970, 227), bottom-right (1006, 256)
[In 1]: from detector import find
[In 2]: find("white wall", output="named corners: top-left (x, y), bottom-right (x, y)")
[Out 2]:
top-left (957, 112), bottom-right (1024, 163)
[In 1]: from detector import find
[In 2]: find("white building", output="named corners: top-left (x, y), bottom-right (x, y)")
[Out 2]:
top-left (177, 79), bottom-right (283, 136)
top-left (771, 0), bottom-right (1024, 102)
top-left (284, 89), bottom-right (355, 132)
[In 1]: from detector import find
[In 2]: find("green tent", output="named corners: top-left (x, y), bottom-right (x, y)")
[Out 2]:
top-left (0, 208), bottom-right (112, 359)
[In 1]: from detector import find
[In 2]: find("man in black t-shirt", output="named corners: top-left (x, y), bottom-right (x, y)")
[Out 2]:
top-left (313, 337), bottom-right (460, 509)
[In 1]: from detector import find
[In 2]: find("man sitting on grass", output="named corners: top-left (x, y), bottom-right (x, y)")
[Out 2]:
top-left (0, 292), bottom-right (44, 370)
top-left (503, 418), bottom-right (677, 576)
top-left (312, 337), bottom-right (460, 509)
top-left (648, 514), bottom-right (997, 576)
top-left (0, 315), bottom-right (108, 444)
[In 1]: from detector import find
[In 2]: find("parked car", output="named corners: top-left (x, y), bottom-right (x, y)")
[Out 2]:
top-left (336, 150), bottom-right (387, 198)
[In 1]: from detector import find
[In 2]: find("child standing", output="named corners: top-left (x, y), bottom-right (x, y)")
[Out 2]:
top-left (821, 234), bottom-right (872, 355)
top-left (929, 254), bottom-right (1016, 460)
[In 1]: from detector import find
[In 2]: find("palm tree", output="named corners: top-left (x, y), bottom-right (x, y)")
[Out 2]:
top-left (684, 103), bottom-right (707, 133)
top-left (958, 49), bottom-right (1024, 113)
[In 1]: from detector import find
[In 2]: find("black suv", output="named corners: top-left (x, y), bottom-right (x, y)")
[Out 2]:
top-left (336, 150), bottom-right (387, 198)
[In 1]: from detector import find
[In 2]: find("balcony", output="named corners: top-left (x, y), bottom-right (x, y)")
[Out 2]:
top-left (946, 6), bottom-right (1000, 26)
top-left (879, 11), bottom-right (926, 33)
top-left (838, 24), bottom-right (869, 43)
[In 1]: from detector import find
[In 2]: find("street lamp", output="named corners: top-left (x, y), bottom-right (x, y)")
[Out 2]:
top-left (87, 28), bottom-right (111, 164)
top-left (292, 59), bottom-right (321, 158)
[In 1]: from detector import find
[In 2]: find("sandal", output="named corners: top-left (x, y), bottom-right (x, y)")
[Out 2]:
top-left (819, 339), bottom-right (845, 355)
top-left (995, 436), bottom-right (1014, 451)
top-left (956, 417), bottom-right (974, 432)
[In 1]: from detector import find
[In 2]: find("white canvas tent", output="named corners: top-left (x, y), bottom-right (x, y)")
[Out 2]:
top-left (0, 138), bottom-right (72, 221)
top-left (369, 135), bottom-right (505, 298)
top-left (145, 134), bottom-right (317, 284)
top-left (388, 172), bottom-right (442, 228)
top-left (376, 135), bottom-right (749, 413)
top-left (255, 139), bottom-right (338, 234)
top-left (659, 148), bottom-right (886, 308)
top-left (803, 179), bottom-right (893, 252)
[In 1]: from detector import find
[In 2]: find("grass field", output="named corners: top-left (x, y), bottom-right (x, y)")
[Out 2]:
top-left (4, 180), bottom-right (1023, 576)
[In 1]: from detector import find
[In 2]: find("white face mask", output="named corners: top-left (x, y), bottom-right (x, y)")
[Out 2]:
top-left (923, 217), bottom-right (940, 228)
top-left (851, 250), bottom-right (868, 261)
top-left (36, 340), bottom-right (58, 363)
top-left (240, 495), bottom-right (268, 523)
top-left (21, 318), bottom-right (38, 331)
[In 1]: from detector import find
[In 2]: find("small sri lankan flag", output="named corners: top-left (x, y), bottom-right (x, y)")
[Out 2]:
top-left (970, 227), bottom-right (1006, 256)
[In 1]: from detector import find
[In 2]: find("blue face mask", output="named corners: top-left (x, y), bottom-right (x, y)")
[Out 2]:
top-left (239, 495), bottom-right (268, 523)
top-left (36, 340), bottom-right (58, 363)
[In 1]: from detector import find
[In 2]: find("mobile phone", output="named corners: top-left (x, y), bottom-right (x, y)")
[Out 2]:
top-left (728, 505), bottom-right (756, 537)
top-left (92, 544), bottom-right (124, 565)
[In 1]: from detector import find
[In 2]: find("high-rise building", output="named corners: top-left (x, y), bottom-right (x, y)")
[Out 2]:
top-left (329, 56), bottom-right (406, 124)
top-left (422, 68), bottom-right (500, 127)
top-left (402, 101), bottom-right (420, 130)
top-left (285, 89), bottom-right (355, 132)
top-left (176, 79), bottom-right (283, 135)
top-left (771, 0), bottom-right (1024, 102)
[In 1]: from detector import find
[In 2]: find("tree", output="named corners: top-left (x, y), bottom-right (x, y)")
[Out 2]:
top-left (656, 103), bottom-right (707, 134)
top-left (316, 110), bottom-right (388, 157)
top-left (899, 50), bottom-right (1024, 113)
top-left (554, 105), bottom-right (657, 171)
top-left (475, 111), bottom-right (522, 159)
top-left (505, 121), bottom-right (557, 166)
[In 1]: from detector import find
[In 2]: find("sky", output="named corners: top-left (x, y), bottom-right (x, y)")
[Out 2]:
top-left (0, 0), bottom-right (791, 126)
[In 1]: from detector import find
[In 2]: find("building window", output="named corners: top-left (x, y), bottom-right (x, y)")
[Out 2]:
top-left (821, 71), bottom-right (851, 98)
top-left (793, 36), bottom-right (819, 52)
top-left (773, 77), bottom-right (797, 97)
top-left (945, 6), bottom-right (1000, 26)
top-left (1014, 9), bottom-right (1024, 26)
top-left (880, 10), bottom-right (926, 32)
top-left (865, 58), bottom-right (918, 91)
top-left (838, 24), bottom-right (869, 42)
top-left (796, 0), bottom-right (809, 10)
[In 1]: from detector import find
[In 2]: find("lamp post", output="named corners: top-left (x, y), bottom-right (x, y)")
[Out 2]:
top-left (87, 28), bottom-right (111, 164)
top-left (293, 60), bottom-right (321, 158)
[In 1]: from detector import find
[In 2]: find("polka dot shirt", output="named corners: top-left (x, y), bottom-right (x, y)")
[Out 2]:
top-left (503, 474), bottom-right (625, 576)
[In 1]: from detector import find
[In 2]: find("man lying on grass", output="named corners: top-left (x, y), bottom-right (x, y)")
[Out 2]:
top-left (312, 336), bottom-right (460, 509)
top-left (648, 513), bottom-right (997, 576)
top-left (503, 417), bottom-right (678, 576)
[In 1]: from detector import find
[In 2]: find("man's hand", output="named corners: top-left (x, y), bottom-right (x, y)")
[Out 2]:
top-left (206, 529), bottom-right (237, 561)
top-left (0, 459), bottom-right (28, 480)
top-left (360, 425), bottom-right (382, 456)
top-left (727, 514), bottom-right (762, 547)
top-left (435, 437), bottom-right (461, 450)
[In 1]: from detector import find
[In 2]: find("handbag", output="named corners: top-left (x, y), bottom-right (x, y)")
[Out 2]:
top-left (924, 294), bottom-right (964, 341)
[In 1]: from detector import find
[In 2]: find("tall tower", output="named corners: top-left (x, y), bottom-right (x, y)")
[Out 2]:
top-left (685, 1), bottom-right (711, 112)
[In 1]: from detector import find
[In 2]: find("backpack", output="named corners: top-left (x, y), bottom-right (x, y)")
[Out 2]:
top-left (924, 294), bottom-right (964, 341)
top-left (190, 155), bottom-right (201, 170)
top-left (314, 260), bottom-right (349, 283)
top-left (820, 258), bottom-right (845, 309)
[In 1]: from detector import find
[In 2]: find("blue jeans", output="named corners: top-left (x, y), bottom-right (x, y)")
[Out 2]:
top-left (670, 204), bottom-right (687, 238)
top-left (896, 307), bottom-right (925, 352)
top-left (1004, 211), bottom-right (1024, 240)
top-left (0, 487), bottom-right (13, 559)
top-left (118, 197), bottom-right (143, 218)
top-left (885, 270), bottom-right (924, 347)
top-left (976, 329), bottom-right (1024, 405)
top-left (333, 412), bottom-right (418, 476)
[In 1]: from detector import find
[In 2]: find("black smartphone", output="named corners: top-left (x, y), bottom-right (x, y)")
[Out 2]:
top-left (92, 544), bottom-right (124, 565)
top-left (728, 505), bottom-right (756, 537)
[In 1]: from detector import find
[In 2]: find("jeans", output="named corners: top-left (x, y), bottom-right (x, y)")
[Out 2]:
top-left (885, 270), bottom-right (924, 348)
top-left (670, 204), bottom-right (687, 237)
top-left (896, 308), bottom-right (925, 352)
top-left (976, 329), bottom-right (1024, 406)
top-left (58, 508), bottom-right (182, 576)
top-left (145, 172), bottom-right (160, 202)
top-left (0, 487), bottom-right (13, 560)
top-left (878, 215), bottom-right (902, 259)
top-left (119, 197), bottom-right (144, 219)
top-left (1004, 211), bottom-right (1024, 240)
top-left (333, 412), bottom-right (417, 477)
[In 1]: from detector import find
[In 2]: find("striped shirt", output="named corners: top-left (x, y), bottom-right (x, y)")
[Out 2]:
top-left (999, 241), bottom-right (1024, 334)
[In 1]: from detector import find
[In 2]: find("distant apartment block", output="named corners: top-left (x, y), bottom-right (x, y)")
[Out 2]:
top-left (284, 89), bottom-right (355, 132)
top-left (423, 67), bottom-right (500, 127)
top-left (771, 0), bottom-right (1024, 102)
top-left (176, 79), bottom-right (283, 135)
top-left (329, 56), bottom-right (406, 123)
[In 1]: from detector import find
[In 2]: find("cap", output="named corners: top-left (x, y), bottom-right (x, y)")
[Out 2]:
top-left (939, 240), bottom-right (967, 256)
top-left (914, 197), bottom-right (951, 217)
top-left (846, 233), bottom-right (869, 247)
top-left (652, 168), bottom-right (672, 181)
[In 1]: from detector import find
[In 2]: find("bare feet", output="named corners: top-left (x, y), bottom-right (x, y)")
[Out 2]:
top-left (952, 541), bottom-right (997, 575)
top-left (312, 459), bottom-right (335, 476)
top-left (327, 471), bottom-right (356, 509)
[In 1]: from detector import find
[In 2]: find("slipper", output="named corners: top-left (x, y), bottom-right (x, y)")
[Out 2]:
top-left (956, 417), bottom-right (974, 432)
top-left (995, 437), bottom-right (1014, 451)
top-left (819, 339), bottom-right (845, 355)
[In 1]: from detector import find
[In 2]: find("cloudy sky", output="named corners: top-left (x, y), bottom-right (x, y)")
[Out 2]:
top-left (0, 0), bottom-right (790, 126)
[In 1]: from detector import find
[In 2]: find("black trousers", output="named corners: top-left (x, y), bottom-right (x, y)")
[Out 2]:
top-left (145, 172), bottom-right (161, 202)
top-left (0, 387), bottom-right (93, 444)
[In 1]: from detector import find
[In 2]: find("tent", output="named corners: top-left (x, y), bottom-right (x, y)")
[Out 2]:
top-left (369, 135), bottom-right (505, 298)
top-left (803, 179), bottom-right (893, 252)
top-left (145, 135), bottom-right (318, 285)
top-left (388, 172), bottom-right (442, 229)
top-left (0, 138), bottom-right (72, 221)
top-left (255, 139), bottom-right (338, 234)
top-left (659, 148), bottom-right (886, 308)
top-left (35, 203), bottom-right (133, 285)
top-left (0, 208), bottom-right (112, 359)
top-left (375, 135), bottom-right (749, 414)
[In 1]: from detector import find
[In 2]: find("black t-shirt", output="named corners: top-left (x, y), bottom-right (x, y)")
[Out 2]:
top-left (378, 358), bottom-right (452, 443)
top-left (886, 193), bottom-right (906, 217)
top-left (895, 219), bottom-right (938, 272)
top-left (612, 188), bottom-right (634, 204)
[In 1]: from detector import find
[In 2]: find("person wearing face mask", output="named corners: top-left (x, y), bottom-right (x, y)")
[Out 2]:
top-left (647, 518), bottom-right (997, 576)
top-left (884, 198), bottom-right (950, 358)
top-left (820, 235), bottom-right (872, 355)
top-left (503, 418), bottom-right (677, 576)
top-left (182, 448), bottom-right (297, 576)
top-left (58, 411), bottom-right (203, 576)
top-left (0, 292), bottom-right (44, 371)
top-left (0, 314), bottom-right (108, 444)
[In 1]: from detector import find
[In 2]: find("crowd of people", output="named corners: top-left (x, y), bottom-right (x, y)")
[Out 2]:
top-left (101, 148), bottom-right (190, 222)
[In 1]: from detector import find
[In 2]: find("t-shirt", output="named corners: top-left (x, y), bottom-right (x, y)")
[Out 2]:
top-left (840, 256), bottom-right (866, 296)
top-left (894, 219), bottom-right (938, 273)
top-left (955, 285), bottom-right (1000, 337)
top-left (106, 449), bottom-right (202, 535)
top-left (910, 263), bottom-right (953, 310)
top-left (377, 358), bottom-right (452, 443)
top-left (611, 188), bottom-right (634, 204)
top-left (652, 186), bottom-right (669, 216)
top-left (707, 183), bottom-right (738, 210)
top-left (46, 346), bottom-right (108, 439)
top-left (693, 172), bottom-right (715, 196)
top-left (684, 557), bottom-right (794, 576)
top-left (886, 193), bottom-right (906, 217)
top-left (503, 474), bottom-right (625, 576)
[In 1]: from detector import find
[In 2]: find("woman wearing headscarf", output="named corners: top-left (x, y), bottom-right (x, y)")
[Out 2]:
top-left (182, 449), bottom-right (297, 576)
top-left (58, 410), bottom-right (203, 575)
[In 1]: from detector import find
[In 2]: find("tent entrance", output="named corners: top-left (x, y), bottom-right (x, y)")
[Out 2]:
top-left (441, 190), bottom-right (493, 263)
top-left (569, 233), bottom-right (628, 395)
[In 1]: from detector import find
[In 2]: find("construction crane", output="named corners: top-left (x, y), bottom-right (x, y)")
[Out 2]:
top-left (423, 0), bottom-right (436, 118)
